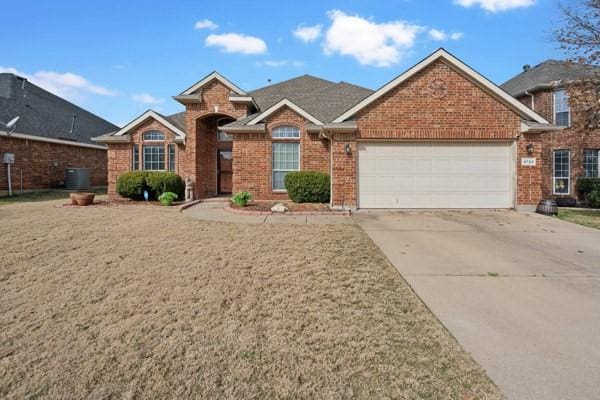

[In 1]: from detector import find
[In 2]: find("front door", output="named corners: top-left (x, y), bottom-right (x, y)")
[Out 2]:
top-left (217, 150), bottom-right (233, 194)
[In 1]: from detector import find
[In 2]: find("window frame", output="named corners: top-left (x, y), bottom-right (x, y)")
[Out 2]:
top-left (143, 144), bottom-right (165, 171)
top-left (216, 118), bottom-right (234, 142)
top-left (271, 125), bottom-right (301, 192)
top-left (142, 130), bottom-right (166, 141)
top-left (583, 149), bottom-right (600, 178)
top-left (553, 149), bottom-right (571, 195)
top-left (553, 89), bottom-right (570, 127)
top-left (168, 144), bottom-right (176, 172)
top-left (132, 143), bottom-right (139, 170)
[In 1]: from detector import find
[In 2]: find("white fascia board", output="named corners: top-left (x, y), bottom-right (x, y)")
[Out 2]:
top-left (113, 110), bottom-right (186, 138)
top-left (332, 48), bottom-right (549, 124)
top-left (181, 71), bottom-right (247, 96)
top-left (247, 99), bottom-right (323, 126)
top-left (1, 131), bottom-right (107, 150)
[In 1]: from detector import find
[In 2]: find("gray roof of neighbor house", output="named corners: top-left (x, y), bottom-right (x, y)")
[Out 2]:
top-left (247, 75), bottom-right (373, 123)
top-left (0, 73), bottom-right (118, 146)
top-left (501, 60), bottom-right (600, 96)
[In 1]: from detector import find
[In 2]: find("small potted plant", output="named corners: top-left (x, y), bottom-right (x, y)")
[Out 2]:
top-left (158, 192), bottom-right (178, 206)
top-left (231, 191), bottom-right (252, 207)
top-left (72, 192), bottom-right (95, 206)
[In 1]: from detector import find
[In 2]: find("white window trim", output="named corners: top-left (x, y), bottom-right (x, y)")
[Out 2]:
top-left (553, 89), bottom-right (571, 127)
top-left (553, 149), bottom-right (571, 195)
top-left (272, 141), bottom-right (301, 192)
top-left (132, 144), bottom-right (139, 170)
top-left (583, 149), bottom-right (600, 178)
top-left (168, 144), bottom-right (176, 172)
top-left (272, 125), bottom-right (301, 139)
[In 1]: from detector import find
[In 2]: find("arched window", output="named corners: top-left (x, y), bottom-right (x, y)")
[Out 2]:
top-left (143, 130), bottom-right (165, 141)
top-left (271, 126), bottom-right (300, 190)
top-left (272, 125), bottom-right (300, 139)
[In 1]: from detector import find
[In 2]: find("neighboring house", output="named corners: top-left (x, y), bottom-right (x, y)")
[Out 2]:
top-left (501, 60), bottom-right (600, 200)
top-left (95, 48), bottom-right (557, 210)
top-left (0, 73), bottom-right (117, 195)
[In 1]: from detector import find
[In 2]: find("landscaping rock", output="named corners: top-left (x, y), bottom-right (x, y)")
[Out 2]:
top-left (271, 203), bottom-right (288, 213)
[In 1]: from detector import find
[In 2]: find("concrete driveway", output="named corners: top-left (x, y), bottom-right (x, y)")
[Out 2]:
top-left (354, 210), bottom-right (600, 400)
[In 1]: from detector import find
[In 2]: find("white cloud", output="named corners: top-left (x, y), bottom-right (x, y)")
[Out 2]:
top-left (428, 28), bottom-right (464, 41)
top-left (205, 33), bottom-right (267, 55)
top-left (454, 0), bottom-right (535, 12)
top-left (0, 66), bottom-right (116, 101)
top-left (258, 60), bottom-right (305, 67)
top-left (322, 10), bottom-right (423, 67)
top-left (131, 93), bottom-right (164, 105)
top-left (293, 24), bottom-right (322, 43)
top-left (194, 19), bottom-right (218, 30)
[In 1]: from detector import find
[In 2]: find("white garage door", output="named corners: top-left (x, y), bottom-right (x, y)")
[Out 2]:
top-left (358, 142), bottom-right (514, 208)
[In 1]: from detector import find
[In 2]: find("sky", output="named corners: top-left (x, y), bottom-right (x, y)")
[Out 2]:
top-left (0, 0), bottom-right (568, 126)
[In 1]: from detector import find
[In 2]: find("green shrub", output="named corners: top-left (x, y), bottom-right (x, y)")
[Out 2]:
top-left (116, 171), bottom-right (184, 200)
top-left (284, 171), bottom-right (330, 203)
top-left (231, 191), bottom-right (252, 207)
top-left (576, 177), bottom-right (600, 198)
top-left (116, 171), bottom-right (148, 200)
top-left (158, 192), bottom-right (178, 206)
top-left (587, 189), bottom-right (600, 208)
top-left (146, 172), bottom-right (184, 199)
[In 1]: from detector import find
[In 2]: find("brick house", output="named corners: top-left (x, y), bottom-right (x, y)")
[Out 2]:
top-left (501, 60), bottom-right (600, 201)
top-left (0, 73), bottom-right (117, 195)
top-left (95, 48), bottom-right (558, 210)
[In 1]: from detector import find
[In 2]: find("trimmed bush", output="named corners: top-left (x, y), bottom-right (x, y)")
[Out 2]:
top-left (158, 192), bottom-right (178, 206)
top-left (284, 171), bottom-right (330, 203)
top-left (116, 171), bottom-right (184, 200)
top-left (116, 171), bottom-right (147, 200)
top-left (146, 172), bottom-right (184, 199)
top-left (587, 189), bottom-right (600, 208)
top-left (576, 177), bottom-right (600, 199)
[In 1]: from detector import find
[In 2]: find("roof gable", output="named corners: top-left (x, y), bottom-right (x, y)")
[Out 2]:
top-left (180, 71), bottom-right (247, 96)
top-left (332, 48), bottom-right (549, 124)
top-left (247, 99), bottom-right (324, 125)
top-left (113, 110), bottom-right (186, 138)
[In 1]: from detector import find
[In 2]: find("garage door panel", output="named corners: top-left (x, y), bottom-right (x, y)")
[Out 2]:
top-left (358, 142), bottom-right (513, 209)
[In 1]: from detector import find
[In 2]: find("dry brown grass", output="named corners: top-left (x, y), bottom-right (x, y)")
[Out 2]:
top-left (0, 199), bottom-right (502, 399)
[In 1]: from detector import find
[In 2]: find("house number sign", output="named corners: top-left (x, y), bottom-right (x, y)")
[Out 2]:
top-left (521, 157), bottom-right (536, 166)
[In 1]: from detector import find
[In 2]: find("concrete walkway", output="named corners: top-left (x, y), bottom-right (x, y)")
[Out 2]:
top-left (182, 201), bottom-right (353, 225)
top-left (354, 210), bottom-right (600, 400)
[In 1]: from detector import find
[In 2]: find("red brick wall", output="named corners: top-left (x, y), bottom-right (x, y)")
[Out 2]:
top-left (355, 60), bottom-right (521, 140)
top-left (517, 133), bottom-right (543, 206)
top-left (232, 106), bottom-right (329, 200)
top-left (331, 133), bottom-right (356, 208)
top-left (0, 136), bottom-right (106, 193)
top-left (106, 119), bottom-right (181, 198)
top-left (517, 88), bottom-right (600, 199)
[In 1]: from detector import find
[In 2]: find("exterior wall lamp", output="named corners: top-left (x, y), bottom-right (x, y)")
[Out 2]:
top-left (526, 144), bottom-right (534, 155)
top-left (344, 143), bottom-right (352, 155)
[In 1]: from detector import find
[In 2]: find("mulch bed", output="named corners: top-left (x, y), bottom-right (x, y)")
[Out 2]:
top-left (58, 199), bottom-right (182, 209)
top-left (227, 201), bottom-right (350, 216)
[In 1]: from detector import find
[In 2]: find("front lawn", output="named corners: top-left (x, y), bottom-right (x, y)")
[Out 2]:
top-left (557, 208), bottom-right (600, 230)
top-left (0, 199), bottom-right (501, 399)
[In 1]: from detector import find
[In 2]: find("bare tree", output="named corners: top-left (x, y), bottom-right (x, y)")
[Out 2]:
top-left (554, 0), bottom-right (600, 128)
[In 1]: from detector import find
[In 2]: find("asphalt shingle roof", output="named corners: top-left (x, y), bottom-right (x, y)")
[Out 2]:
top-left (247, 75), bottom-right (373, 123)
top-left (501, 60), bottom-right (600, 96)
top-left (0, 73), bottom-right (118, 145)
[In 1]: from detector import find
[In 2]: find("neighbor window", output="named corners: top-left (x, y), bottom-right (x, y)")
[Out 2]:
top-left (272, 125), bottom-right (300, 139)
top-left (553, 149), bottom-right (570, 194)
top-left (272, 142), bottom-right (300, 190)
top-left (143, 145), bottom-right (165, 170)
top-left (143, 130), bottom-right (165, 141)
top-left (132, 144), bottom-right (139, 170)
top-left (168, 144), bottom-right (176, 172)
top-left (553, 89), bottom-right (570, 127)
top-left (584, 149), bottom-right (599, 177)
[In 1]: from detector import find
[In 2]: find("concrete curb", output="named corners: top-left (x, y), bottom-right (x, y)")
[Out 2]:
top-left (223, 203), bottom-right (351, 216)
top-left (178, 200), bottom-right (203, 213)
